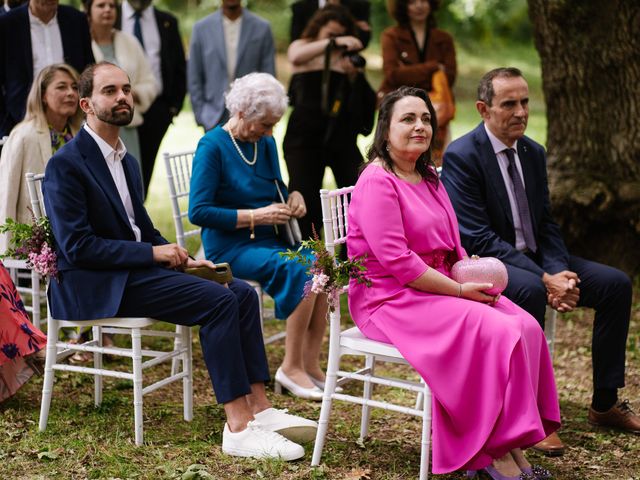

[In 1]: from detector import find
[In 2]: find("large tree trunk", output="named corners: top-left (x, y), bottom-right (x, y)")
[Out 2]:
top-left (528, 0), bottom-right (640, 276)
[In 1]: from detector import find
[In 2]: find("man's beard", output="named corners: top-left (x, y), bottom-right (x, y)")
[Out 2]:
top-left (95, 103), bottom-right (134, 126)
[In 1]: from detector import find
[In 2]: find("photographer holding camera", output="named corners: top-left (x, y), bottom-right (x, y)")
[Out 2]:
top-left (284, 4), bottom-right (375, 239)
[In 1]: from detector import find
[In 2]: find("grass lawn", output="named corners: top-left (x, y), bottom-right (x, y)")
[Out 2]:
top-left (2, 45), bottom-right (639, 479)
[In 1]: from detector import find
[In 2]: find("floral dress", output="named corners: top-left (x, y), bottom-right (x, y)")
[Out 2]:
top-left (0, 261), bottom-right (47, 401)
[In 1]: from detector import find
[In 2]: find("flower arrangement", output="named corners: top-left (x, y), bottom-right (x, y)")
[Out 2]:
top-left (280, 231), bottom-right (371, 312)
top-left (0, 210), bottom-right (58, 279)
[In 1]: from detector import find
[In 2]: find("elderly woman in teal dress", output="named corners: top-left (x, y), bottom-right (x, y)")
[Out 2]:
top-left (189, 73), bottom-right (328, 401)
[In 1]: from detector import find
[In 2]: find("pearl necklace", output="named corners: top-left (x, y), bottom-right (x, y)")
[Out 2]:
top-left (227, 128), bottom-right (257, 166)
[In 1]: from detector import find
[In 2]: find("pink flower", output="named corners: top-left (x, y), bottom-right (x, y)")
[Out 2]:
top-left (27, 241), bottom-right (58, 278)
top-left (311, 273), bottom-right (330, 294)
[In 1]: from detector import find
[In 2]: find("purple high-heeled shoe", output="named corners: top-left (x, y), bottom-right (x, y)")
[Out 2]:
top-left (466, 466), bottom-right (536, 479)
top-left (521, 465), bottom-right (552, 480)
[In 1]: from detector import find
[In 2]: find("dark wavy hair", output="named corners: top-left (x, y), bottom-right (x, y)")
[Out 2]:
top-left (300, 4), bottom-right (356, 40)
top-left (366, 86), bottom-right (439, 185)
top-left (387, 0), bottom-right (439, 28)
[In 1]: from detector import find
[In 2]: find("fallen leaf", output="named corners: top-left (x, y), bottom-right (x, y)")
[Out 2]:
top-left (37, 450), bottom-right (59, 460)
top-left (342, 467), bottom-right (371, 480)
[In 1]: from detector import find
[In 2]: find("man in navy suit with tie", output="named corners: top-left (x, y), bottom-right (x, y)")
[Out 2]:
top-left (442, 67), bottom-right (638, 454)
top-left (118, 0), bottom-right (186, 198)
top-left (0, 0), bottom-right (94, 136)
top-left (43, 62), bottom-right (316, 460)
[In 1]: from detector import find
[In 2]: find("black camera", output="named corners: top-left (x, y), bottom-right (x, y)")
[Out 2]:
top-left (330, 38), bottom-right (366, 68)
top-left (342, 50), bottom-right (367, 69)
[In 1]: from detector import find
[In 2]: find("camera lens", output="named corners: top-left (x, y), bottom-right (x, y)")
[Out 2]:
top-left (343, 52), bottom-right (366, 68)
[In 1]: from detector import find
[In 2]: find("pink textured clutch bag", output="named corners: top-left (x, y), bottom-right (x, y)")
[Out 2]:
top-left (450, 255), bottom-right (508, 295)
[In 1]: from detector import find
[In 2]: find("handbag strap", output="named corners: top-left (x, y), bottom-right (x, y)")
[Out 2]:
top-left (274, 179), bottom-right (286, 203)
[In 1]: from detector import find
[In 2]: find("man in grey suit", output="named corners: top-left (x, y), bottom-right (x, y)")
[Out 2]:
top-left (188, 0), bottom-right (276, 131)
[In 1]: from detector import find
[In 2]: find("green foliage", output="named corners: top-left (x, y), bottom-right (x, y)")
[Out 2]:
top-left (280, 233), bottom-right (370, 311)
top-left (0, 214), bottom-right (55, 260)
top-left (439, 0), bottom-right (533, 46)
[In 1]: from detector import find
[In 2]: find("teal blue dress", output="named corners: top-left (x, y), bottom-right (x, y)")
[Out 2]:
top-left (189, 126), bottom-right (311, 319)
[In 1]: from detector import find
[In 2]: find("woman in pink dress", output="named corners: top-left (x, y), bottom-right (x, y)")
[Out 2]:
top-left (0, 261), bottom-right (47, 402)
top-left (347, 87), bottom-right (560, 479)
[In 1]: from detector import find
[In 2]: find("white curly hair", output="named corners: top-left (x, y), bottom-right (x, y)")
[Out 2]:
top-left (225, 72), bottom-right (289, 121)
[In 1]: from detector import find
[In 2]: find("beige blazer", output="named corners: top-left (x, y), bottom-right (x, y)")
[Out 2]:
top-left (91, 30), bottom-right (159, 127)
top-left (0, 120), bottom-right (52, 253)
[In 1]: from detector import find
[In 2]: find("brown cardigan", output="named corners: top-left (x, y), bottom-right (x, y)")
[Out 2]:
top-left (378, 25), bottom-right (457, 98)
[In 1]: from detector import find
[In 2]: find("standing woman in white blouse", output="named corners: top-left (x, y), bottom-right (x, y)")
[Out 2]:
top-left (83, 0), bottom-right (158, 181)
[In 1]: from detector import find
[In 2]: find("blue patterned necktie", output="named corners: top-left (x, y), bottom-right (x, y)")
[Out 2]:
top-left (133, 11), bottom-right (145, 50)
top-left (504, 148), bottom-right (537, 253)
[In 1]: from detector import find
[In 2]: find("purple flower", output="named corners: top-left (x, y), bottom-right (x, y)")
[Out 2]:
top-left (1, 343), bottom-right (19, 359)
top-left (302, 280), bottom-right (312, 298)
top-left (20, 323), bottom-right (34, 336)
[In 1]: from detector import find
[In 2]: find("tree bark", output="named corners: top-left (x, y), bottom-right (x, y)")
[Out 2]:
top-left (528, 0), bottom-right (640, 276)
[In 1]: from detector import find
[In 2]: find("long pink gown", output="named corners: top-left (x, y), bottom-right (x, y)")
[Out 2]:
top-left (347, 165), bottom-right (560, 474)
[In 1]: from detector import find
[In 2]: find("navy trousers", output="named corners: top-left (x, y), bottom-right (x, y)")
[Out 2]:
top-left (116, 268), bottom-right (269, 404)
top-left (504, 255), bottom-right (632, 390)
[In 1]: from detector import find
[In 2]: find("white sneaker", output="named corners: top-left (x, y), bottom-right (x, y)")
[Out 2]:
top-left (254, 407), bottom-right (318, 443)
top-left (222, 420), bottom-right (304, 461)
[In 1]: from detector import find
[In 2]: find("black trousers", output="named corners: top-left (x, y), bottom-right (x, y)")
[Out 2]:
top-left (504, 255), bottom-right (632, 390)
top-left (117, 269), bottom-right (269, 404)
top-left (285, 143), bottom-right (362, 239)
top-left (138, 97), bottom-right (175, 198)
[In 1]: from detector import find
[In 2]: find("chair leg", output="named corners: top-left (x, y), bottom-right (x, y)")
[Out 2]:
top-left (415, 377), bottom-right (426, 410)
top-left (419, 384), bottom-right (432, 480)
top-left (131, 328), bottom-right (144, 446)
top-left (171, 332), bottom-right (182, 376)
top-left (93, 326), bottom-right (103, 407)
top-left (311, 351), bottom-right (340, 467)
top-left (360, 355), bottom-right (375, 441)
top-left (31, 269), bottom-right (41, 330)
top-left (545, 306), bottom-right (557, 357)
top-left (39, 319), bottom-right (59, 432)
top-left (181, 326), bottom-right (193, 421)
top-left (256, 284), bottom-right (264, 326)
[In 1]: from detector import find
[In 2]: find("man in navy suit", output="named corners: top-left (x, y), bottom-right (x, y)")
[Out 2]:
top-left (0, 0), bottom-right (94, 136)
top-left (118, 0), bottom-right (186, 198)
top-left (442, 67), bottom-right (638, 453)
top-left (0, 0), bottom-right (27, 15)
top-left (43, 62), bottom-right (316, 460)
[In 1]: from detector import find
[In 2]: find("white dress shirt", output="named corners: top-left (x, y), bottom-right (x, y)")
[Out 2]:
top-left (222, 14), bottom-right (242, 83)
top-left (83, 124), bottom-right (142, 242)
top-left (484, 123), bottom-right (528, 252)
top-left (121, 1), bottom-right (163, 93)
top-left (29, 9), bottom-right (64, 80)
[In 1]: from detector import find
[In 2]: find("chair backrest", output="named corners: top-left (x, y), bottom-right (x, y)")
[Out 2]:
top-left (25, 172), bottom-right (46, 220)
top-left (320, 186), bottom-right (355, 256)
top-left (163, 151), bottom-right (200, 251)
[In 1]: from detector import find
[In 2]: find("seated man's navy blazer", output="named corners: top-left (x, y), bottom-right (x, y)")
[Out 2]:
top-left (441, 123), bottom-right (569, 276)
top-left (0, 4), bottom-right (95, 136)
top-left (43, 125), bottom-right (270, 406)
top-left (442, 121), bottom-right (632, 397)
top-left (43, 128), bottom-right (167, 320)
